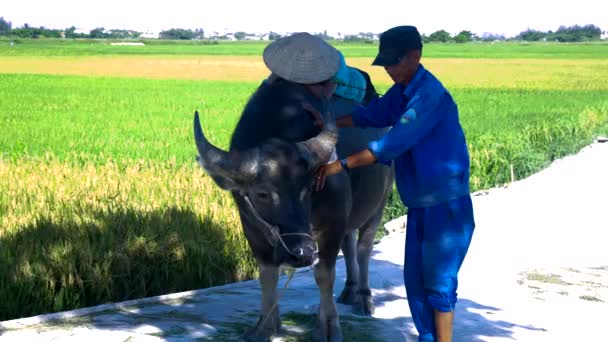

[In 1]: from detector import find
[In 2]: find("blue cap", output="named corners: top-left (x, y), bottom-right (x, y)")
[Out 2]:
top-left (372, 26), bottom-right (422, 66)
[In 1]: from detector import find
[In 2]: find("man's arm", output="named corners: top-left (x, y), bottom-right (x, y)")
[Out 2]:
top-left (316, 92), bottom-right (446, 191)
top-left (303, 84), bottom-right (405, 129)
top-left (367, 91), bottom-right (447, 164)
top-left (336, 115), bottom-right (354, 128)
top-left (344, 148), bottom-right (377, 168)
top-left (350, 85), bottom-right (405, 129)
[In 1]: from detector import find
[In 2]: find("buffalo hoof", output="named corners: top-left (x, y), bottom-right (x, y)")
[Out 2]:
top-left (313, 315), bottom-right (343, 342)
top-left (336, 284), bottom-right (358, 305)
top-left (244, 314), bottom-right (281, 342)
top-left (356, 292), bottom-right (375, 316)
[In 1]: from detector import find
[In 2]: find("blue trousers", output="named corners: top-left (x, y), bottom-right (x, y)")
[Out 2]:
top-left (404, 195), bottom-right (475, 342)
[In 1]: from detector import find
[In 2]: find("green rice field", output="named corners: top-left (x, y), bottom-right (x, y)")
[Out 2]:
top-left (1, 39), bottom-right (607, 321)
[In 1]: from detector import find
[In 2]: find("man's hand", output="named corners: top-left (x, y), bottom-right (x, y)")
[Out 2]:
top-left (314, 160), bottom-right (343, 191)
top-left (302, 102), bottom-right (324, 129)
top-left (315, 149), bottom-right (379, 191)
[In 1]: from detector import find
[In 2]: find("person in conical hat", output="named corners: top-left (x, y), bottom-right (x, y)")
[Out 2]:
top-left (262, 32), bottom-right (341, 101)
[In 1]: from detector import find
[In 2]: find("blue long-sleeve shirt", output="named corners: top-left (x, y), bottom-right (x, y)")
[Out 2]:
top-left (352, 64), bottom-right (471, 208)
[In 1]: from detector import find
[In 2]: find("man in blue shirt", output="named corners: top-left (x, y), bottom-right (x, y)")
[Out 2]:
top-left (315, 26), bottom-right (476, 342)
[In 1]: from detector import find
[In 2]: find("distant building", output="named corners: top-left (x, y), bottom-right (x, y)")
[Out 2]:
top-left (141, 31), bottom-right (159, 39)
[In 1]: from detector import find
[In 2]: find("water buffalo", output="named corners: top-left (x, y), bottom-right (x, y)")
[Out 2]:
top-left (194, 70), bottom-right (394, 341)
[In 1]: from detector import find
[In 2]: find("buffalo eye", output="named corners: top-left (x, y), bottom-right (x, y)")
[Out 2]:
top-left (256, 192), bottom-right (270, 200)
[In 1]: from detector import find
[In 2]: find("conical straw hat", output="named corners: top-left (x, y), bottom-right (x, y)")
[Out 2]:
top-left (263, 32), bottom-right (341, 84)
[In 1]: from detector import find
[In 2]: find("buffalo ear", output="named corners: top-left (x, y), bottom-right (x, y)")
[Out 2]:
top-left (296, 129), bottom-right (338, 170)
top-left (195, 155), bottom-right (243, 190)
top-left (194, 111), bottom-right (258, 191)
top-left (296, 108), bottom-right (338, 170)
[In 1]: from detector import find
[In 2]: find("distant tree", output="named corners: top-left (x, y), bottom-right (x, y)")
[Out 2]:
top-left (194, 28), bottom-right (204, 39)
top-left (342, 32), bottom-right (374, 43)
top-left (11, 23), bottom-right (60, 38)
top-left (315, 30), bottom-right (330, 40)
top-left (159, 28), bottom-right (195, 40)
top-left (234, 31), bottom-right (247, 40)
top-left (454, 30), bottom-right (474, 43)
top-left (89, 27), bottom-right (107, 39)
top-left (106, 29), bottom-right (141, 39)
top-left (428, 30), bottom-right (451, 42)
top-left (517, 29), bottom-right (547, 41)
top-left (64, 26), bottom-right (89, 38)
top-left (0, 16), bottom-right (12, 36)
top-left (517, 25), bottom-right (602, 42)
top-left (65, 26), bottom-right (77, 38)
top-left (41, 27), bottom-right (62, 38)
top-left (268, 31), bottom-right (281, 40)
top-left (343, 34), bottom-right (366, 43)
top-left (11, 23), bottom-right (32, 38)
top-left (550, 24), bottom-right (601, 42)
top-left (358, 32), bottom-right (375, 41)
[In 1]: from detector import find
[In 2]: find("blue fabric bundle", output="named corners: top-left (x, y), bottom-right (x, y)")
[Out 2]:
top-left (333, 52), bottom-right (367, 103)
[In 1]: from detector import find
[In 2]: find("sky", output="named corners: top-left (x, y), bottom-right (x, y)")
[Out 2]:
top-left (2, 0), bottom-right (607, 38)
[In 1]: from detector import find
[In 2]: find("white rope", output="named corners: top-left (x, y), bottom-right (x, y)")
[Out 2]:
top-left (256, 267), bottom-right (296, 336)
top-left (243, 194), bottom-right (317, 258)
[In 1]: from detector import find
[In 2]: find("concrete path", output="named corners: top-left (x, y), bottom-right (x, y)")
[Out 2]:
top-left (1, 141), bottom-right (606, 341)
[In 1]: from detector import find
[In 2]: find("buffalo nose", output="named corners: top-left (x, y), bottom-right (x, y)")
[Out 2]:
top-left (290, 244), bottom-right (318, 266)
top-left (292, 245), bottom-right (316, 258)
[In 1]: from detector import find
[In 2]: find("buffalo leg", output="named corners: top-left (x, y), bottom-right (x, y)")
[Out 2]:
top-left (314, 249), bottom-right (343, 342)
top-left (337, 231), bottom-right (359, 305)
top-left (311, 172), bottom-right (350, 341)
top-left (354, 212), bottom-right (383, 316)
top-left (246, 263), bottom-right (280, 341)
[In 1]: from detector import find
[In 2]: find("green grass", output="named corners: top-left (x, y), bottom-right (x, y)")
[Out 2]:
top-left (1, 72), bottom-right (606, 214)
top-left (0, 74), bottom-right (255, 165)
top-left (1, 38), bottom-right (608, 59)
top-left (1, 74), bottom-right (606, 170)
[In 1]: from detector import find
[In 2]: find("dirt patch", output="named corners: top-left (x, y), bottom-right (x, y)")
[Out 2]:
top-left (519, 266), bottom-right (607, 302)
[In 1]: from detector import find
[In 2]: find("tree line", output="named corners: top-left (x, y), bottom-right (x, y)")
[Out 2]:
top-left (0, 17), bottom-right (205, 40)
top-left (0, 20), bottom-right (145, 39)
top-left (0, 16), bottom-right (604, 43)
top-left (422, 25), bottom-right (603, 43)
top-left (515, 25), bottom-right (603, 42)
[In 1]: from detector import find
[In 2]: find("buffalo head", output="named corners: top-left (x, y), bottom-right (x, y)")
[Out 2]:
top-left (193, 111), bottom-right (337, 267)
